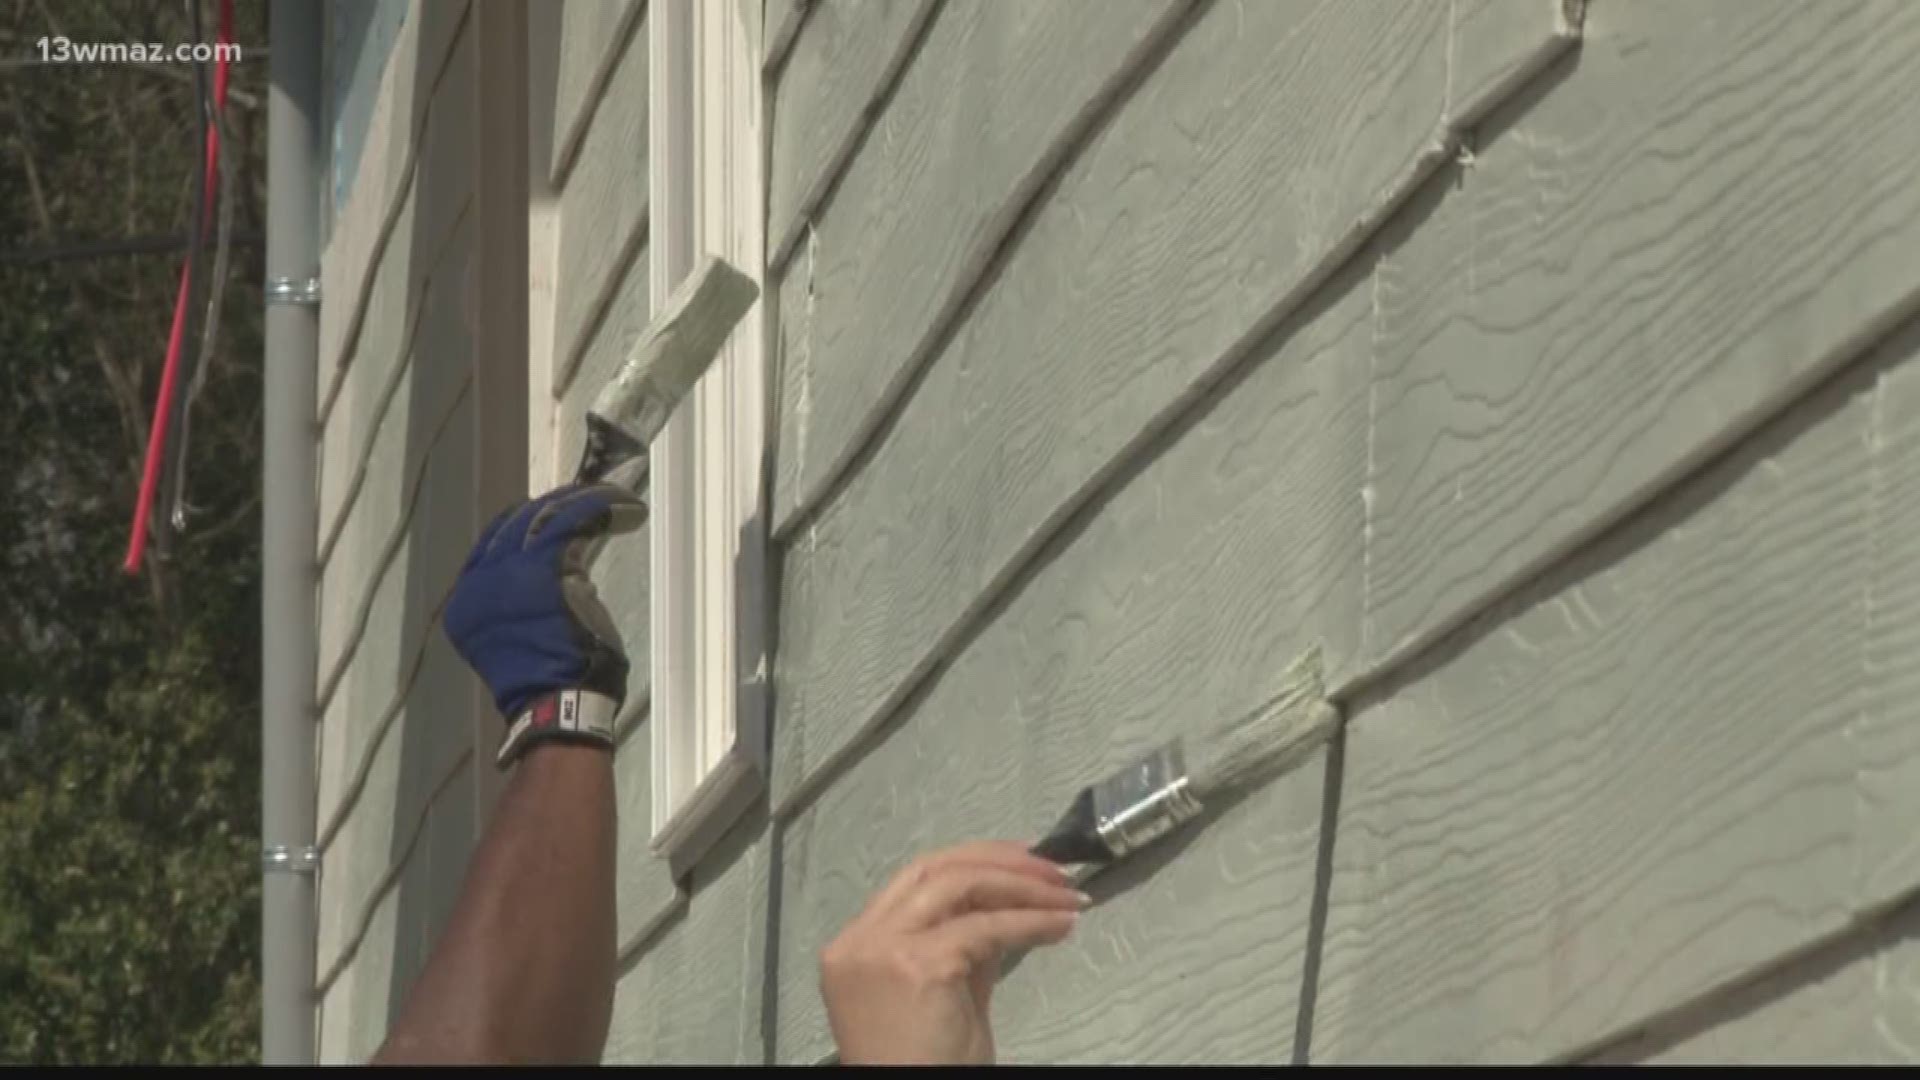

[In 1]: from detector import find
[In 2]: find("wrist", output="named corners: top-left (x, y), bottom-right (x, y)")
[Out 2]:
top-left (495, 689), bottom-right (621, 770)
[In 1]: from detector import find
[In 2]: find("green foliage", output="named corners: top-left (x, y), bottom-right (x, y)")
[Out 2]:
top-left (0, 0), bottom-right (270, 1063)
top-left (0, 633), bottom-right (259, 1063)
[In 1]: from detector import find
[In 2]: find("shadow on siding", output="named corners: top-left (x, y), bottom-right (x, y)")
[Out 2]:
top-left (381, 0), bottom-right (485, 1039)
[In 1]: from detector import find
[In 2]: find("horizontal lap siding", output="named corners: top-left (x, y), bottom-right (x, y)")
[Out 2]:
top-left (1316, 312), bottom-right (1920, 1063)
top-left (719, 0), bottom-right (1920, 1064)
top-left (1317, 364), bottom-right (1877, 1061)
top-left (1308, 2), bottom-right (1920, 1061)
top-left (1596, 903), bottom-right (1920, 1064)
top-left (314, 1), bottom-right (489, 1060)
top-left (765, 0), bottom-right (1570, 1063)
top-left (769, 0), bottom-right (1190, 533)
top-left (769, 0), bottom-right (1573, 815)
top-left (604, 812), bottom-right (773, 1065)
top-left (548, 0), bottom-right (646, 187)
top-left (764, 0), bottom-right (937, 273)
top-left (1358, 0), bottom-right (1920, 681)
top-left (1861, 329), bottom-right (1920, 906)
top-left (550, 16), bottom-right (649, 396)
top-left (773, 269), bottom-right (1372, 1055)
top-left (546, 0), bottom-right (701, 1060)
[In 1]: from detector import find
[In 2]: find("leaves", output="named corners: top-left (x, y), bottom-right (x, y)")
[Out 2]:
top-left (0, 0), bottom-right (268, 1063)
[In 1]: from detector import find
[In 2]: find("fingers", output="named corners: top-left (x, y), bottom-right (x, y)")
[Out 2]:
top-left (819, 841), bottom-right (1086, 1063)
top-left (525, 483), bottom-right (647, 548)
top-left (472, 483), bottom-right (647, 566)
top-left (578, 481), bottom-right (647, 537)
top-left (871, 841), bottom-right (1068, 917)
top-left (465, 501), bottom-right (522, 571)
top-left (894, 866), bottom-right (1086, 933)
top-left (928, 908), bottom-right (1080, 971)
top-left (481, 495), bottom-right (547, 559)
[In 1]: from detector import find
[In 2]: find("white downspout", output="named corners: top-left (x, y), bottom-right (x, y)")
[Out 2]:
top-left (261, 0), bottom-right (322, 1063)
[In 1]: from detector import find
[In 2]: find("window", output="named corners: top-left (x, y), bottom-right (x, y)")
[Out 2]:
top-left (646, 0), bottom-right (769, 873)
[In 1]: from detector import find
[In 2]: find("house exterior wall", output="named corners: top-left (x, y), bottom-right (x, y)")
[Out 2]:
top-left (309, 0), bottom-right (524, 1062)
top-left (531, 0), bottom-right (779, 1063)
top-left (760, 0), bottom-right (1920, 1063)
top-left (314, 0), bottom-right (1920, 1063)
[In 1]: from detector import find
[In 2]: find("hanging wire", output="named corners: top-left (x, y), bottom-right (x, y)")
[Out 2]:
top-left (157, 0), bottom-right (213, 541)
top-left (171, 2), bottom-right (240, 533)
top-left (121, 0), bottom-right (237, 574)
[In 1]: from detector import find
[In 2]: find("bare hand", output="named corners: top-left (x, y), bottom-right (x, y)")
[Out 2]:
top-left (819, 841), bottom-right (1088, 1064)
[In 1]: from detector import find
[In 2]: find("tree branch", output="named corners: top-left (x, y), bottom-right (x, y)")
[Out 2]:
top-left (5, 83), bottom-right (56, 239)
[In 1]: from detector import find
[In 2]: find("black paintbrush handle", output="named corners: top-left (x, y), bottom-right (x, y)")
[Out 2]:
top-left (575, 413), bottom-right (649, 486)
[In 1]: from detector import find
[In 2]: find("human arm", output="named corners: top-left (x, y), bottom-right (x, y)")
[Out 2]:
top-left (373, 482), bottom-right (644, 1065)
top-left (372, 742), bottom-right (615, 1064)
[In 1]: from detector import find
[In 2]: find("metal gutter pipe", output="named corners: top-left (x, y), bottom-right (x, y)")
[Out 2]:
top-left (261, 0), bottom-right (322, 1063)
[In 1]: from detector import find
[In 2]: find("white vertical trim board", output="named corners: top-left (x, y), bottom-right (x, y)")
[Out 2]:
top-left (527, 0), bottom-right (561, 490)
top-left (648, 0), bottom-right (769, 872)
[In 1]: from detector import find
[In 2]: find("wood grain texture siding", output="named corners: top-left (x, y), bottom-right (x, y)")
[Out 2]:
top-left (315, 242), bottom-right (476, 718)
top-left (773, 277), bottom-right (1373, 1061)
top-left (316, 198), bottom-right (473, 577)
top-left (314, 301), bottom-right (480, 988)
top-left (318, 187), bottom-right (419, 557)
top-left (1450, 0), bottom-right (1585, 126)
top-left (770, 0), bottom-right (1571, 813)
top-left (780, 764), bottom-right (1327, 1064)
top-left (316, 433), bottom-right (478, 978)
top-left (769, 0), bottom-right (1191, 534)
top-left (408, 768), bottom-right (480, 993)
top-left (378, 758), bottom-right (480, 1041)
top-left (316, 233), bottom-right (474, 818)
top-left (317, 884), bottom-right (399, 1062)
top-left (765, 0), bottom-right (938, 273)
top-left (1862, 339), bottom-right (1920, 908)
top-left (1594, 904), bottom-right (1920, 1064)
top-left (316, 0), bottom-right (470, 401)
top-left (614, 715), bottom-right (688, 955)
top-left (316, 753), bottom-right (471, 1061)
top-left (317, 16), bottom-right (479, 556)
top-left (548, 0), bottom-right (647, 187)
top-left (314, 399), bottom-right (473, 867)
top-left (552, 17), bottom-right (649, 395)
top-left (590, 511), bottom-right (654, 733)
top-left (1314, 366), bottom-right (1882, 1063)
top-left (764, 0), bottom-right (810, 77)
top-left (1358, 0), bottom-right (1920, 682)
top-left (318, 0), bottom-right (476, 429)
top-left (554, 250), bottom-right (648, 492)
top-left (603, 813), bottom-right (772, 1064)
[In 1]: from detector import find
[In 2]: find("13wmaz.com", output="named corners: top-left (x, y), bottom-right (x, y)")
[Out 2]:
top-left (36, 37), bottom-right (242, 63)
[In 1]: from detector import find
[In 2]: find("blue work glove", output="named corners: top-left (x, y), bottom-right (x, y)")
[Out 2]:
top-left (444, 481), bottom-right (647, 768)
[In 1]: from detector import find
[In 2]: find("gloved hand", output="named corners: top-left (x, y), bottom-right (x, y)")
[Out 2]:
top-left (444, 481), bottom-right (647, 768)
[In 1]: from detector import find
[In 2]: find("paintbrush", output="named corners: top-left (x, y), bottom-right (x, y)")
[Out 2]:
top-left (1030, 645), bottom-right (1341, 867)
top-left (573, 254), bottom-right (760, 492)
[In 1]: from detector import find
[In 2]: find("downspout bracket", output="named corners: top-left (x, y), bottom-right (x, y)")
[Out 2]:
top-left (261, 844), bottom-right (320, 874)
top-left (264, 276), bottom-right (321, 305)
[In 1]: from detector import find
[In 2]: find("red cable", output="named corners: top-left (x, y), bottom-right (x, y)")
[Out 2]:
top-left (123, 0), bottom-right (236, 575)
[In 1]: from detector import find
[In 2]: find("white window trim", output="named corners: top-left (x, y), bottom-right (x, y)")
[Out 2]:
top-left (646, 0), bottom-right (769, 874)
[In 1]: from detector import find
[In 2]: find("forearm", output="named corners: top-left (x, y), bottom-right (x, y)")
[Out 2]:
top-left (374, 743), bottom-right (618, 1064)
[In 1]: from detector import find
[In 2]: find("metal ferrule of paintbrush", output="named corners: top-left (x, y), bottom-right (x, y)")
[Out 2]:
top-left (1089, 740), bottom-right (1208, 859)
top-left (1030, 646), bottom-right (1338, 867)
top-left (1030, 739), bottom-right (1204, 865)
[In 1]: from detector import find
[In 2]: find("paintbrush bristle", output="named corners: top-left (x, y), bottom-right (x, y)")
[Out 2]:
top-left (1186, 645), bottom-right (1341, 800)
top-left (590, 255), bottom-right (760, 445)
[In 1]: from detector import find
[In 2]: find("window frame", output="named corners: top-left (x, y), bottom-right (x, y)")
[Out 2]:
top-left (644, 0), bottom-right (770, 874)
